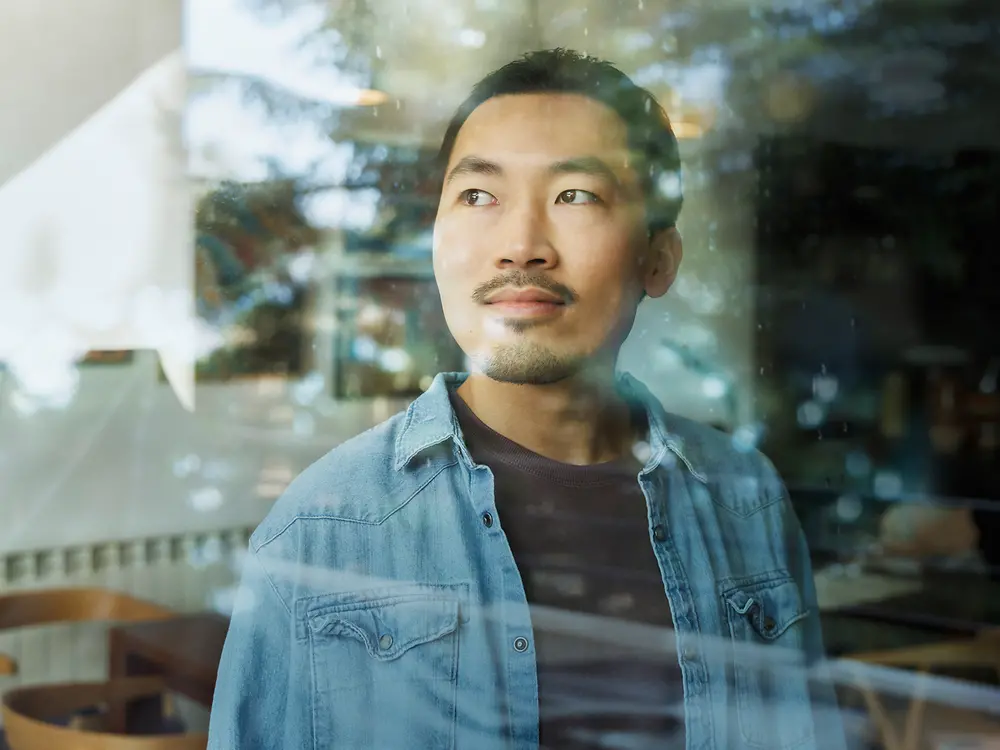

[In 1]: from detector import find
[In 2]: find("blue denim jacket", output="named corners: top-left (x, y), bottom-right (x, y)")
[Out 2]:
top-left (208, 372), bottom-right (848, 750)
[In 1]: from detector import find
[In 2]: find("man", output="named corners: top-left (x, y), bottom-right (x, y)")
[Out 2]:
top-left (208, 49), bottom-right (847, 749)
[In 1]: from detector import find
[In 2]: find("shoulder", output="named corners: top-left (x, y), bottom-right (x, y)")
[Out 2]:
top-left (660, 410), bottom-right (787, 518)
top-left (249, 410), bottom-right (413, 548)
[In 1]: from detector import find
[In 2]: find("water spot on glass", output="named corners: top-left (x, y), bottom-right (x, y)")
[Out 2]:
top-left (458, 28), bottom-right (486, 48)
top-left (601, 592), bottom-right (635, 615)
top-left (288, 252), bottom-right (315, 284)
top-left (845, 451), bottom-right (871, 478)
top-left (797, 401), bottom-right (824, 428)
top-left (873, 471), bottom-right (903, 500)
top-left (835, 494), bottom-right (863, 522)
top-left (8, 389), bottom-right (39, 417)
top-left (652, 345), bottom-right (683, 370)
top-left (691, 483), bottom-right (711, 506)
top-left (632, 440), bottom-right (652, 464)
top-left (230, 585), bottom-right (256, 615)
top-left (352, 335), bottom-right (378, 362)
top-left (657, 171), bottom-right (682, 199)
top-left (701, 376), bottom-right (727, 399)
top-left (189, 536), bottom-right (223, 569)
top-left (731, 423), bottom-right (762, 453)
top-left (293, 411), bottom-right (316, 436)
top-left (534, 570), bottom-right (585, 597)
top-left (190, 486), bottom-right (224, 512)
top-left (173, 454), bottom-right (202, 478)
top-left (813, 374), bottom-right (839, 402)
top-left (202, 460), bottom-right (232, 481)
top-left (292, 371), bottom-right (325, 405)
top-left (379, 347), bottom-right (411, 373)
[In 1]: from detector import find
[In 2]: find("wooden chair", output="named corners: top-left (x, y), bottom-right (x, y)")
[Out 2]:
top-left (0, 587), bottom-right (208, 750)
top-left (846, 628), bottom-right (1000, 750)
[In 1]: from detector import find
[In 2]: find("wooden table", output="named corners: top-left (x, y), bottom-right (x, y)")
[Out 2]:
top-left (108, 612), bottom-right (230, 733)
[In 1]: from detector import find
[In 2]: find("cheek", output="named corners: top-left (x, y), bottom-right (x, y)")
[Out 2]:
top-left (433, 220), bottom-right (483, 335)
top-left (557, 226), bottom-right (636, 286)
top-left (432, 216), bottom-right (486, 280)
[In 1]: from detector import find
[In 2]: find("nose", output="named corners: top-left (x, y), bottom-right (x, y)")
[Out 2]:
top-left (493, 200), bottom-right (557, 270)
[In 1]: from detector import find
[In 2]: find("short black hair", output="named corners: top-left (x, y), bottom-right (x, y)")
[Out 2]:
top-left (436, 48), bottom-right (683, 233)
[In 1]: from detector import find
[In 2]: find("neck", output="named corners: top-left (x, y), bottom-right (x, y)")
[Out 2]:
top-left (454, 369), bottom-right (637, 465)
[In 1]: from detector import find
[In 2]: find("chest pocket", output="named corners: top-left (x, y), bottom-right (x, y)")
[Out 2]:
top-left (302, 583), bottom-right (468, 749)
top-left (721, 573), bottom-right (814, 749)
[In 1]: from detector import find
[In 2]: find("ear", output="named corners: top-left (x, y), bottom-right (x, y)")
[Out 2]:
top-left (642, 226), bottom-right (683, 299)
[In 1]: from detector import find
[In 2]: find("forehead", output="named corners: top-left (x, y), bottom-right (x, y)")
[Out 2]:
top-left (449, 93), bottom-right (633, 171)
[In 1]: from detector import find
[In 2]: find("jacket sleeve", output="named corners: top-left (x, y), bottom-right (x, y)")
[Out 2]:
top-left (208, 545), bottom-right (293, 749)
top-left (785, 500), bottom-right (853, 750)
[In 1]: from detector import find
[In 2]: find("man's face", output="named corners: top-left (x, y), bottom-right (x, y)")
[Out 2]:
top-left (433, 92), bottom-right (676, 385)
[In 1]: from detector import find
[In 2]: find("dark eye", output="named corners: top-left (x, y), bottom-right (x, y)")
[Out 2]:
top-left (557, 189), bottom-right (600, 205)
top-left (459, 189), bottom-right (497, 206)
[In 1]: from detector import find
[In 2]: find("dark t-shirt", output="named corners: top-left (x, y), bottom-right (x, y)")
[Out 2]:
top-left (450, 392), bottom-right (685, 749)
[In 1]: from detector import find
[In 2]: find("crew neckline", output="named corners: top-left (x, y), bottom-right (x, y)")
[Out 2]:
top-left (448, 389), bottom-right (647, 488)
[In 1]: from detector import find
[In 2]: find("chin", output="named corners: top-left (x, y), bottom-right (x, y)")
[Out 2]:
top-left (473, 342), bottom-right (584, 385)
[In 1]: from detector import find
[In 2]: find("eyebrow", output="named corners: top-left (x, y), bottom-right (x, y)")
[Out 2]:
top-left (547, 156), bottom-right (622, 189)
top-left (444, 156), bottom-right (503, 185)
top-left (444, 155), bottom-right (623, 190)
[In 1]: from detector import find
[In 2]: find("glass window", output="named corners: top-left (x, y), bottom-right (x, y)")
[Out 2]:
top-left (2, 1), bottom-right (998, 747)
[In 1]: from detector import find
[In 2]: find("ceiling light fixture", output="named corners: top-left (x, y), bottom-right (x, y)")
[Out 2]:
top-left (672, 119), bottom-right (705, 139)
top-left (352, 88), bottom-right (389, 106)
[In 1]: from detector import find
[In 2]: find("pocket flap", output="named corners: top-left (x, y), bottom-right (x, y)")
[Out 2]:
top-left (722, 577), bottom-right (809, 641)
top-left (306, 593), bottom-right (461, 661)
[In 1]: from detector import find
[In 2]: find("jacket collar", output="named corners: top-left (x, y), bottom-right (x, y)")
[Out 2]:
top-left (394, 372), bottom-right (707, 483)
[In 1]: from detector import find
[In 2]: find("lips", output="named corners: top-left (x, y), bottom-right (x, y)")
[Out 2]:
top-left (484, 288), bottom-right (565, 305)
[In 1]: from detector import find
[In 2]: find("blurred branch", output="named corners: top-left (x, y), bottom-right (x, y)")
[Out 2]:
top-left (190, 68), bottom-right (338, 124)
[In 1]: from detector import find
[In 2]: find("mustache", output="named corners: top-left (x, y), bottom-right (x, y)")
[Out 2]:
top-left (471, 270), bottom-right (577, 305)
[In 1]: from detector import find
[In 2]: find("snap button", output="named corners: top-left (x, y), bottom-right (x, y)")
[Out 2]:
top-left (378, 634), bottom-right (393, 650)
top-left (763, 616), bottom-right (776, 632)
top-left (652, 525), bottom-right (667, 543)
top-left (482, 512), bottom-right (494, 528)
top-left (513, 636), bottom-right (529, 653)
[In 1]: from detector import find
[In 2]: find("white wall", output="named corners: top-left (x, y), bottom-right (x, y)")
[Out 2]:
top-left (0, 0), bottom-right (179, 187)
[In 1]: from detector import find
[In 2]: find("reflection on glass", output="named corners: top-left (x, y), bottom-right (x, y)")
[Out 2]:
top-left (2, 1), bottom-right (999, 749)
top-left (333, 275), bottom-right (463, 399)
